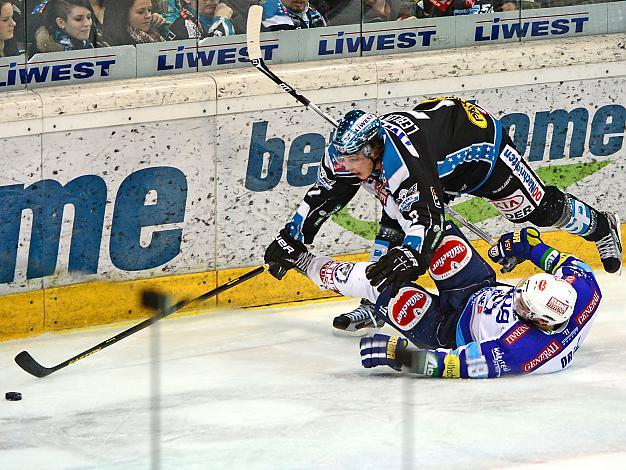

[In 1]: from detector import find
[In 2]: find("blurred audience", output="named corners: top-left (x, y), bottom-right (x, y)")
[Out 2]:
top-left (261, 0), bottom-right (326, 31)
top-left (103, 0), bottom-right (165, 45)
top-left (421, 0), bottom-right (517, 15)
top-left (224, 0), bottom-right (257, 34)
top-left (329, 0), bottom-right (416, 25)
top-left (167, 0), bottom-right (235, 39)
top-left (364, 0), bottom-right (416, 21)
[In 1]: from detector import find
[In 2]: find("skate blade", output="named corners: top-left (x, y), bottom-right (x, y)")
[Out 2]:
top-left (332, 326), bottom-right (383, 337)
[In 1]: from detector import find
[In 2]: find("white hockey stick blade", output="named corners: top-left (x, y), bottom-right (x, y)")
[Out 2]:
top-left (246, 5), bottom-right (263, 61)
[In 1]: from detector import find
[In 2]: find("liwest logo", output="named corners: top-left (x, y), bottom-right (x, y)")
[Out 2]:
top-left (0, 167), bottom-right (187, 285)
top-left (475, 14), bottom-right (590, 41)
top-left (246, 104), bottom-right (626, 192)
top-left (318, 29), bottom-right (436, 55)
top-left (0, 59), bottom-right (116, 88)
top-left (157, 44), bottom-right (279, 70)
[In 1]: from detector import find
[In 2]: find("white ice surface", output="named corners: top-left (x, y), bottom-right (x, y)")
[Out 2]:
top-left (1, 272), bottom-right (626, 470)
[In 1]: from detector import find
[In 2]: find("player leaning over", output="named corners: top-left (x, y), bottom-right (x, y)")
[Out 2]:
top-left (264, 97), bottom-right (622, 330)
top-left (265, 223), bottom-right (603, 378)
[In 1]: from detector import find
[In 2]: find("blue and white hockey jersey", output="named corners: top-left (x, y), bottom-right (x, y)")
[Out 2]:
top-left (422, 244), bottom-right (602, 378)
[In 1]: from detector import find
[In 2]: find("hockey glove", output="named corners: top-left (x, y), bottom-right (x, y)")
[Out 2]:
top-left (488, 227), bottom-right (542, 267)
top-left (360, 334), bottom-right (409, 371)
top-left (365, 245), bottom-right (428, 294)
top-left (264, 228), bottom-right (314, 280)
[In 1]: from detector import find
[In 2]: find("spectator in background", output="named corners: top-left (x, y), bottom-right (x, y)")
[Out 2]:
top-left (261, 0), bottom-right (326, 31)
top-left (167, 0), bottom-right (235, 39)
top-left (364, 0), bottom-right (416, 21)
top-left (0, 0), bottom-right (19, 56)
top-left (328, 0), bottom-right (416, 25)
top-left (224, 0), bottom-right (258, 35)
top-left (103, 0), bottom-right (165, 45)
top-left (33, 0), bottom-right (95, 53)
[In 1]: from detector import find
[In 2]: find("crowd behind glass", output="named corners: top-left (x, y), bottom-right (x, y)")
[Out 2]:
top-left (0, 0), bottom-right (619, 59)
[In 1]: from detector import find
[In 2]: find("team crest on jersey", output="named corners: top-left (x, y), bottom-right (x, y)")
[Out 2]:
top-left (428, 235), bottom-right (472, 280)
top-left (388, 287), bottom-right (432, 331)
top-left (461, 101), bottom-right (488, 129)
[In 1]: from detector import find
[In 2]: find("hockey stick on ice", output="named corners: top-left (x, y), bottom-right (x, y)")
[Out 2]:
top-left (445, 206), bottom-right (519, 273)
top-left (246, 5), bottom-right (338, 127)
top-left (14, 266), bottom-right (265, 378)
top-left (246, 7), bottom-right (517, 274)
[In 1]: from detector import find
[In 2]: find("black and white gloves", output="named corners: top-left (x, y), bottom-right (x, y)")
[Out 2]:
top-left (264, 229), bottom-right (315, 280)
top-left (366, 245), bottom-right (429, 293)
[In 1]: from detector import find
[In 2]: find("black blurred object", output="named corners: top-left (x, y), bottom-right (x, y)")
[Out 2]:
top-left (141, 289), bottom-right (169, 311)
top-left (5, 392), bottom-right (22, 401)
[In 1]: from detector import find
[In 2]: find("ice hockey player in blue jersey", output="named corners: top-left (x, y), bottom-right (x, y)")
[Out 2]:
top-left (263, 96), bottom-right (621, 331)
top-left (264, 222), bottom-right (603, 378)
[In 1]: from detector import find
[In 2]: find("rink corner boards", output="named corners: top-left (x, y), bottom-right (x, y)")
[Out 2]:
top-left (0, 227), bottom-right (622, 342)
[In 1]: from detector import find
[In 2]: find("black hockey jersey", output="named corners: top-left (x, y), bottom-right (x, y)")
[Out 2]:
top-left (285, 97), bottom-right (505, 260)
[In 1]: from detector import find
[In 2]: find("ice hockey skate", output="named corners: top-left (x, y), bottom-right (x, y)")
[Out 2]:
top-left (333, 299), bottom-right (385, 332)
top-left (596, 212), bottom-right (622, 275)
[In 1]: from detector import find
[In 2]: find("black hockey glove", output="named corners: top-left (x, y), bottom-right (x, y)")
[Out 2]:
top-left (366, 245), bottom-right (429, 294)
top-left (264, 228), bottom-right (314, 280)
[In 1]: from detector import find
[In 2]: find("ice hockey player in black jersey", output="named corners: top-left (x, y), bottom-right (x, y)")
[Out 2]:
top-left (264, 97), bottom-right (622, 329)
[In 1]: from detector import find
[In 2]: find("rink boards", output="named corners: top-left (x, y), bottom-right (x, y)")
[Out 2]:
top-left (0, 34), bottom-right (624, 341)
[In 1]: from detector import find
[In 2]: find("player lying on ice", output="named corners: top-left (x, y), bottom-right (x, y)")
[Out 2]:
top-left (265, 96), bottom-right (622, 332)
top-left (264, 224), bottom-right (603, 378)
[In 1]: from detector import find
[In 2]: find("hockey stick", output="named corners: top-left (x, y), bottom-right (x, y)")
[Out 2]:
top-left (246, 5), bottom-right (338, 127)
top-left (15, 266), bottom-right (265, 378)
top-left (444, 206), bottom-right (519, 273)
top-left (245, 8), bottom-right (517, 274)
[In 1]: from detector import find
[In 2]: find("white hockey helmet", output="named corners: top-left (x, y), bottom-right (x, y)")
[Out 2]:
top-left (513, 273), bottom-right (577, 327)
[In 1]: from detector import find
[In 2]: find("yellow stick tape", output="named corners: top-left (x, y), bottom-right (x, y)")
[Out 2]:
top-left (0, 227), bottom-right (621, 342)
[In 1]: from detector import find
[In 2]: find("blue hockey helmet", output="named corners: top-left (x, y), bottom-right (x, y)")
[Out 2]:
top-left (330, 110), bottom-right (383, 157)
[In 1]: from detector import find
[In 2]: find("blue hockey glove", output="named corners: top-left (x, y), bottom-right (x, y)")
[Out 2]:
top-left (488, 227), bottom-right (542, 266)
top-left (366, 246), bottom-right (429, 294)
top-left (264, 228), bottom-right (314, 280)
top-left (360, 334), bottom-right (409, 371)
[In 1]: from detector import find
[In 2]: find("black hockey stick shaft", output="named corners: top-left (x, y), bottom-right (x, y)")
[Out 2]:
top-left (246, 5), bottom-right (338, 128)
top-left (251, 58), bottom-right (339, 127)
top-left (15, 266), bottom-right (265, 378)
